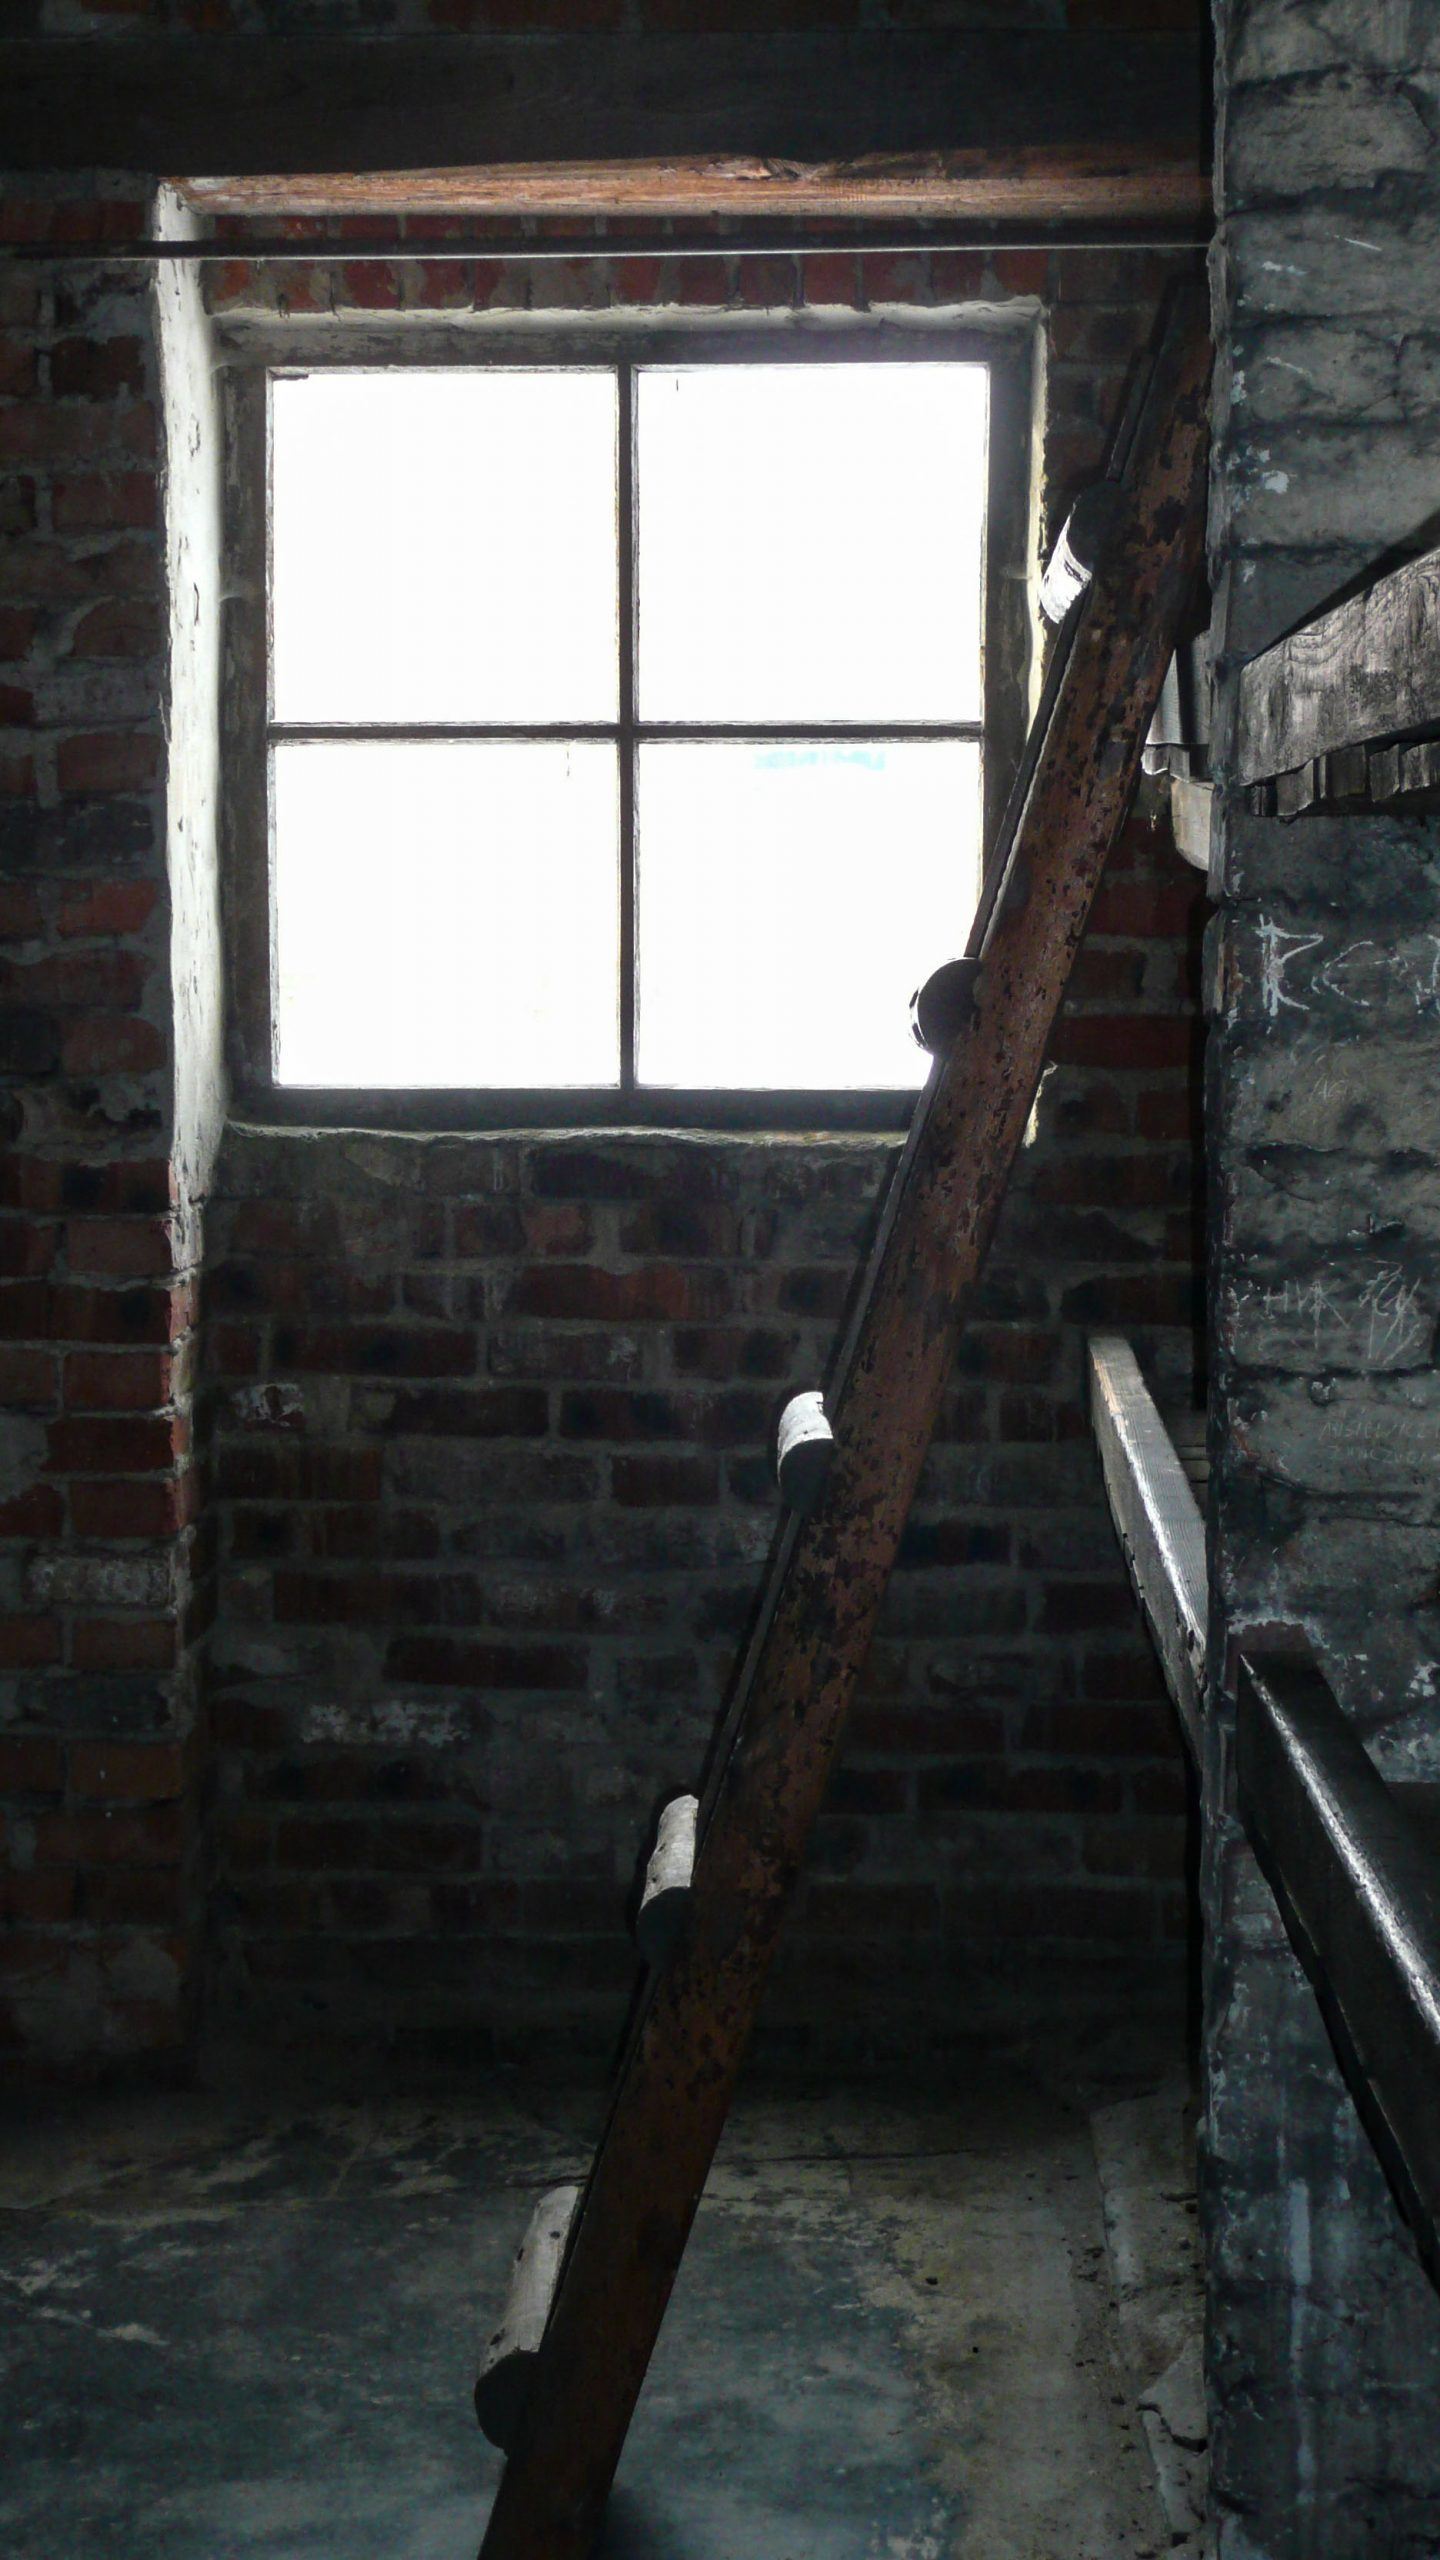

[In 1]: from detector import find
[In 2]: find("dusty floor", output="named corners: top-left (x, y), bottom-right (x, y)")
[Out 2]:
top-left (0, 2046), bottom-right (1202, 2560)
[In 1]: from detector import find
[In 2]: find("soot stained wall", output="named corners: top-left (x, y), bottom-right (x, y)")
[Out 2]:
top-left (0, 188), bottom-right (1206, 2069)
top-left (1206, 0), bottom-right (1440, 2549)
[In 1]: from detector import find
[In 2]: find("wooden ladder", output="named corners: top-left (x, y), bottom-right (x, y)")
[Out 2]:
top-left (476, 272), bottom-right (1211, 2560)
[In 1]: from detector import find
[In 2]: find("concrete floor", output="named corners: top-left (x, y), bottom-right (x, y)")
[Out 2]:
top-left (0, 2048), bottom-right (1201, 2560)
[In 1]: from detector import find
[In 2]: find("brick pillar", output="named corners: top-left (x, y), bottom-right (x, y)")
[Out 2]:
top-left (1206, 4), bottom-right (1440, 2546)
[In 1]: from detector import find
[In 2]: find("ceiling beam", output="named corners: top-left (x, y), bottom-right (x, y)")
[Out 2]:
top-left (0, 30), bottom-right (1208, 186)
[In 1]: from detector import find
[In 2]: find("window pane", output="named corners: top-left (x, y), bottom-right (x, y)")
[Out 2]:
top-left (272, 373), bottom-right (619, 724)
top-left (273, 742), bottom-right (619, 1087)
top-left (636, 364), bottom-right (988, 724)
top-left (635, 741), bottom-right (982, 1090)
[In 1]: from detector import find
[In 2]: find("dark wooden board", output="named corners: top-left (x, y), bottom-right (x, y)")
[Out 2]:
top-left (475, 274), bottom-right (1211, 2560)
top-left (1088, 1335), bottom-right (1206, 1762)
top-left (1237, 1649), bottom-right (1440, 2288)
top-left (0, 30), bottom-right (1208, 182)
top-left (1238, 545), bottom-right (1440, 787)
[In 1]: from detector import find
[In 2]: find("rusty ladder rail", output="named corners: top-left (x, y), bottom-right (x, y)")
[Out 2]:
top-left (475, 273), bottom-right (1211, 2560)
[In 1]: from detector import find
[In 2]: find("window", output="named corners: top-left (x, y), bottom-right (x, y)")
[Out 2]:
top-left (230, 335), bottom-right (1024, 1129)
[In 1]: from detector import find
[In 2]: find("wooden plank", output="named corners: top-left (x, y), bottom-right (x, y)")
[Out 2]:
top-left (179, 145), bottom-right (1208, 225)
top-left (1237, 1649), bottom-right (1440, 2287)
top-left (1088, 1336), bottom-right (1206, 1762)
top-left (0, 30), bottom-right (1208, 182)
top-left (476, 274), bottom-right (1211, 2560)
top-left (1237, 544), bottom-right (1440, 786)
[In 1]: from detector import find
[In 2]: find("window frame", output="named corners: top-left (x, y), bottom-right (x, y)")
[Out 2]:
top-left (221, 320), bottom-right (1033, 1133)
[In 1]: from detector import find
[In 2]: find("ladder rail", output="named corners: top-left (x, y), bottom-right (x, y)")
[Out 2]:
top-left (478, 268), bottom-right (1211, 2560)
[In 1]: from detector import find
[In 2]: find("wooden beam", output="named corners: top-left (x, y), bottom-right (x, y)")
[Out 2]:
top-left (475, 276), bottom-right (1211, 2560)
top-left (0, 30), bottom-right (1208, 183)
top-left (1088, 1336), bottom-right (1206, 1760)
top-left (1237, 1648), bottom-right (1440, 2288)
top-left (178, 146), bottom-right (1208, 227)
top-left (1237, 544), bottom-right (1440, 786)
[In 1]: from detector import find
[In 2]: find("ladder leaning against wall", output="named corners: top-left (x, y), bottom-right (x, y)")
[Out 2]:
top-left (471, 271), bottom-right (1212, 2560)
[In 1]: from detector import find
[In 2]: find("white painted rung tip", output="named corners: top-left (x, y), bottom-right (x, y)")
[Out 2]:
top-left (636, 1790), bottom-right (698, 1968)
top-left (474, 2181), bottom-right (582, 2453)
top-left (776, 1388), bottom-right (835, 1514)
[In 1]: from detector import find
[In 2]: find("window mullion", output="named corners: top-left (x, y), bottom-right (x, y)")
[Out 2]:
top-left (618, 360), bottom-right (637, 1096)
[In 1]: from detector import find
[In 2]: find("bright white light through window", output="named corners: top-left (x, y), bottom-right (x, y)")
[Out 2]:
top-left (637, 743), bottom-right (981, 1089)
top-left (272, 371), bottom-right (619, 724)
top-left (273, 743), bottom-right (619, 1088)
top-left (267, 359), bottom-right (990, 1095)
top-left (636, 365), bottom-right (986, 722)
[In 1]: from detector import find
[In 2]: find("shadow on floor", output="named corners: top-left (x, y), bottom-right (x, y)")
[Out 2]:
top-left (0, 2044), bottom-right (1199, 2560)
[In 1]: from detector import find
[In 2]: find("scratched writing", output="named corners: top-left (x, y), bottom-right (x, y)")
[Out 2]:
top-left (1225, 1261), bottom-right (1432, 1365)
top-left (1358, 1264), bottom-right (1428, 1363)
top-left (1252, 923), bottom-right (1440, 1020)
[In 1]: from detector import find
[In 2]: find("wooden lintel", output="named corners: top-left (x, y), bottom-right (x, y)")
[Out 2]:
top-left (0, 30), bottom-right (1209, 185)
top-left (1088, 1335), bottom-right (1206, 1761)
top-left (179, 146), bottom-right (1209, 227)
top-left (1238, 544), bottom-right (1440, 786)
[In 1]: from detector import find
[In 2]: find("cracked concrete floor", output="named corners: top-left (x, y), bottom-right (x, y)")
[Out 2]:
top-left (0, 2052), bottom-right (1189, 2560)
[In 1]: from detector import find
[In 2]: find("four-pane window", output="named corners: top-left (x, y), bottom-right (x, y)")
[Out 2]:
top-left (267, 356), bottom-right (991, 1103)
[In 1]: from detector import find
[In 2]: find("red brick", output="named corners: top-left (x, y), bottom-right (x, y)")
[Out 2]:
top-left (33, 1807), bottom-right (184, 1867)
top-left (0, 1615), bottom-right (61, 1666)
top-left (269, 1323), bottom-right (475, 1378)
top-left (1, 1867), bottom-right (76, 1924)
top-left (78, 1869), bottom-right (187, 1928)
top-left (0, 1735), bottom-right (63, 1791)
top-left (66, 1217), bottom-right (173, 1281)
top-left (48, 1413), bottom-right (184, 1474)
top-left (989, 250), bottom-right (1051, 296)
top-left (611, 1453), bottom-right (719, 1505)
top-left (801, 254), bottom-right (860, 307)
top-left (339, 262), bottom-right (403, 310)
top-left (60, 1012), bottom-right (166, 1073)
top-left (50, 337), bottom-right (148, 399)
top-left (929, 251), bottom-right (988, 302)
top-left (56, 734), bottom-right (162, 796)
top-left (65, 1348), bottom-right (171, 1410)
top-left (506, 1264), bottom-right (728, 1321)
top-left (381, 1634), bottom-right (588, 1689)
top-left (0, 606), bottom-right (38, 662)
top-left (861, 254), bottom-right (929, 307)
top-left (70, 1479), bottom-right (185, 1538)
top-left (0, 1347), bottom-right (57, 1407)
top-left (1088, 877), bottom-right (1202, 938)
top-left (52, 472), bottom-right (158, 533)
top-left (0, 881), bottom-right (41, 937)
top-left (57, 877), bottom-right (159, 936)
top-left (0, 342), bottom-right (37, 398)
top-left (72, 1619), bottom-right (177, 1673)
top-left (1136, 1088), bottom-right (1195, 1141)
top-left (0, 1218), bottom-right (57, 1278)
top-left (0, 1484), bottom-right (63, 1537)
top-left (1049, 1014), bottom-right (1198, 1071)
top-left (519, 1202), bottom-right (593, 1257)
top-left (1, 946), bottom-right (148, 1010)
top-left (70, 1739), bottom-right (186, 1801)
top-left (0, 682), bottom-right (35, 726)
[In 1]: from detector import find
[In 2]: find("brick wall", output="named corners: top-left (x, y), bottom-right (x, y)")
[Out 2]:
top-left (193, 234), bottom-right (1203, 2066)
top-left (205, 792), bottom-right (1201, 2069)
top-left (0, 180), bottom-right (210, 2070)
top-left (0, 185), bottom-right (1206, 2071)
